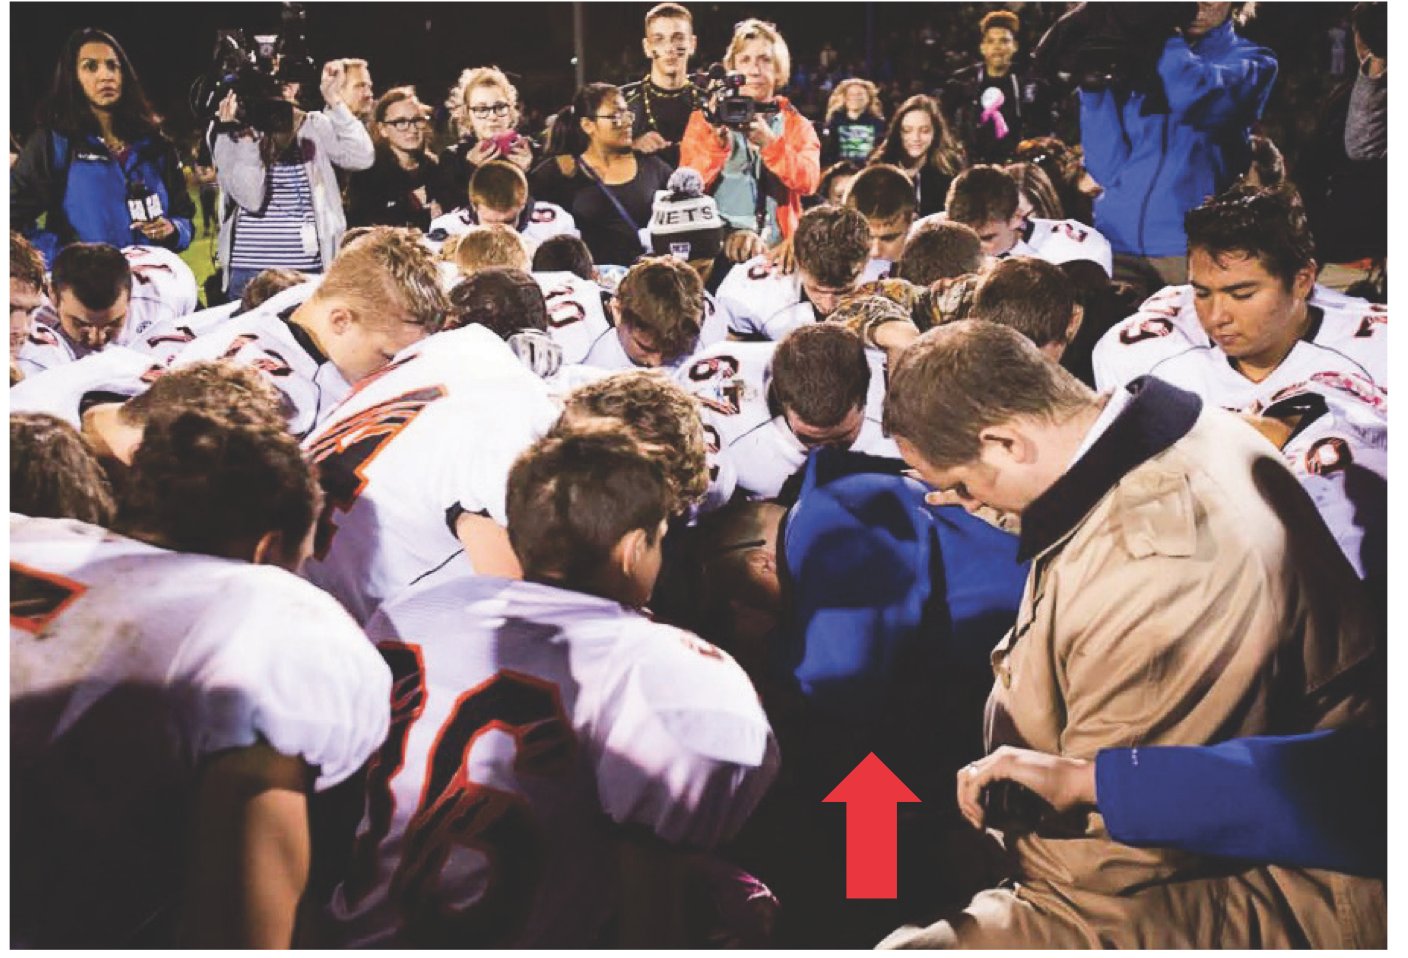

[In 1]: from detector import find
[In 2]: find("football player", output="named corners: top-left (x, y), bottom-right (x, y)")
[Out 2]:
top-left (926, 164), bottom-right (1113, 276)
top-left (300, 320), bottom-right (559, 624)
top-left (320, 427), bottom-right (778, 947)
top-left (12, 412), bottom-right (390, 947)
top-left (10, 231), bottom-right (49, 367)
top-left (1093, 185), bottom-right (1386, 403)
top-left (10, 411), bottom-right (116, 525)
top-left (581, 256), bottom-right (726, 370)
top-left (136, 268), bottom-right (313, 365)
top-left (427, 159), bottom-right (578, 252)
top-left (972, 256), bottom-right (1084, 361)
top-left (15, 242), bottom-right (198, 376)
top-left (715, 205), bottom-right (872, 341)
top-left (173, 227), bottom-right (446, 438)
top-left (679, 321), bottom-right (898, 499)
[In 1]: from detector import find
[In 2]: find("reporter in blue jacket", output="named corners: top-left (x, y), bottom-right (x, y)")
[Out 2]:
top-left (11, 28), bottom-right (194, 267)
top-left (1078, 3), bottom-right (1276, 291)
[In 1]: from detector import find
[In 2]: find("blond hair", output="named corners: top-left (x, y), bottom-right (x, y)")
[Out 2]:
top-left (454, 224), bottom-right (532, 274)
top-left (314, 226), bottom-right (448, 332)
top-left (826, 78), bottom-right (883, 121)
top-left (446, 65), bottom-right (520, 138)
top-left (725, 19), bottom-right (791, 89)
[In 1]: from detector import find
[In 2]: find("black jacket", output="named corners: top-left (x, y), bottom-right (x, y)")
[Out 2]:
top-left (345, 146), bottom-right (445, 231)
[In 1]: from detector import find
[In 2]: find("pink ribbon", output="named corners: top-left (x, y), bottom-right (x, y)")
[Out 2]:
top-left (979, 88), bottom-right (1010, 140)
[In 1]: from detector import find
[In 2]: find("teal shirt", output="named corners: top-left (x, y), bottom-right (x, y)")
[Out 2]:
top-left (712, 111), bottom-right (786, 246)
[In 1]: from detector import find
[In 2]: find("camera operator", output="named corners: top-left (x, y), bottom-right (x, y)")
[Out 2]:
top-left (680, 19), bottom-right (820, 265)
top-left (210, 59), bottom-right (374, 300)
top-left (1061, 2), bottom-right (1276, 294)
top-left (11, 28), bottom-right (195, 268)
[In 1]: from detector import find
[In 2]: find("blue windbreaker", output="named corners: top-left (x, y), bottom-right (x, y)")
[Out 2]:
top-left (1078, 20), bottom-right (1277, 258)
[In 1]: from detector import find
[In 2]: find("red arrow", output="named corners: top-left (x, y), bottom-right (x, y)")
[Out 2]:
top-left (822, 752), bottom-right (921, 899)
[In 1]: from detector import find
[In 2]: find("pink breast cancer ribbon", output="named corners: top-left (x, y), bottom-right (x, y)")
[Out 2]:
top-left (979, 87), bottom-right (1009, 139)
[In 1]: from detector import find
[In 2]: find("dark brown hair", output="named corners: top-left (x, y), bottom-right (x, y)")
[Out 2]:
top-left (448, 267), bottom-right (547, 337)
top-left (771, 323), bottom-right (870, 429)
top-left (871, 94), bottom-right (964, 176)
top-left (1184, 184), bottom-right (1316, 289)
top-left (793, 205), bottom-right (871, 287)
top-left (946, 165), bottom-right (1019, 228)
top-left (116, 411), bottom-right (320, 562)
top-left (51, 243), bottom-right (130, 311)
top-left (847, 164), bottom-right (918, 221)
top-left (41, 28), bottom-right (163, 141)
top-left (898, 220), bottom-right (983, 285)
top-left (973, 256), bottom-right (1077, 348)
top-left (507, 426), bottom-right (670, 588)
top-left (469, 160), bottom-right (529, 212)
top-left (11, 412), bottom-right (116, 525)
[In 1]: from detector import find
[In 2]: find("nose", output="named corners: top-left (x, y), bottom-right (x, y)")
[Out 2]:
top-left (869, 237), bottom-right (885, 259)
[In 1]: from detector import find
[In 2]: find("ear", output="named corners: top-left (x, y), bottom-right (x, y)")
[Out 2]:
top-left (251, 529), bottom-right (286, 568)
top-left (325, 304), bottom-right (356, 336)
top-left (617, 527), bottom-right (650, 579)
top-left (1066, 303), bottom-right (1085, 344)
top-left (641, 36), bottom-right (653, 59)
top-left (746, 547), bottom-right (778, 581)
top-left (977, 422), bottom-right (1031, 464)
top-left (1291, 262), bottom-right (1317, 301)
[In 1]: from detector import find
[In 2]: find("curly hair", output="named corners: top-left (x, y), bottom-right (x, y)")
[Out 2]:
top-left (11, 412), bottom-right (116, 526)
top-left (10, 232), bottom-right (46, 292)
top-left (116, 411), bottom-right (320, 563)
top-left (793, 205), bottom-right (871, 287)
top-left (826, 78), bottom-right (884, 121)
top-left (557, 369), bottom-right (710, 513)
top-left (445, 65), bottom-right (520, 139)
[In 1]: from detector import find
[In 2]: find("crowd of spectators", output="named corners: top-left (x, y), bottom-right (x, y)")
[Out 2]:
top-left (7, 0), bottom-right (1388, 951)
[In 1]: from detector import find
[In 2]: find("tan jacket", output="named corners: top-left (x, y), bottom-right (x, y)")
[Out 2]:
top-left (884, 378), bottom-right (1383, 949)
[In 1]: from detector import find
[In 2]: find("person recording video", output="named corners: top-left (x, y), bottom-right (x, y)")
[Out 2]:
top-left (680, 19), bottom-right (820, 264)
top-left (210, 58), bottom-right (374, 300)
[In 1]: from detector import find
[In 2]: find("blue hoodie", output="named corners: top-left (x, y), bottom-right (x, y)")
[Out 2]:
top-left (1078, 20), bottom-right (1277, 258)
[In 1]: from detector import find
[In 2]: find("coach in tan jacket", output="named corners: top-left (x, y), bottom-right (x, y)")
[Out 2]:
top-left (879, 321), bottom-right (1383, 948)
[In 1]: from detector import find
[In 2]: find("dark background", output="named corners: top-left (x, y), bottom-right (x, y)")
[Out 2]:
top-left (11, 2), bottom-right (1354, 156)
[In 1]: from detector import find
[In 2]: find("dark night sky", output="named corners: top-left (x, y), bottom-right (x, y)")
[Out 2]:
top-left (11, 2), bottom-right (1350, 150)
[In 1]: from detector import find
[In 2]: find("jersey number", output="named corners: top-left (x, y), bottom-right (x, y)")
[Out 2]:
top-left (343, 641), bottom-right (575, 946)
top-left (10, 563), bottom-right (86, 634)
top-left (305, 386), bottom-right (447, 559)
top-left (544, 288), bottom-right (586, 329)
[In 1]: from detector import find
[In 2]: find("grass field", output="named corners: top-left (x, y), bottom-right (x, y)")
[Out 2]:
top-left (178, 186), bottom-right (220, 306)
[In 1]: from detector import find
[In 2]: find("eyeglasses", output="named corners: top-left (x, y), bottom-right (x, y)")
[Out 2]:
top-left (593, 111), bottom-right (636, 126)
top-left (383, 117), bottom-right (429, 130)
top-left (468, 102), bottom-right (512, 118)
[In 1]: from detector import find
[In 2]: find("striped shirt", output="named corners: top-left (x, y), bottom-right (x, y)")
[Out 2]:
top-left (229, 160), bottom-right (322, 270)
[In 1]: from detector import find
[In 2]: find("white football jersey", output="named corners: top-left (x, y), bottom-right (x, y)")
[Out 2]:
top-left (118, 245), bottom-right (200, 342)
top-left (426, 201), bottom-right (579, 253)
top-left (15, 308), bottom-right (89, 377)
top-left (9, 346), bottom-right (162, 429)
top-left (10, 514), bottom-right (390, 948)
top-left (678, 340), bottom-right (899, 499)
top-left (715, 255), bottom-right (814, 340)
top-left (300, 324), bottom-right (559, 624)
top-left (1012, 217), bottom-right (1113, 276)
top-left (861, 258), bottom-right (893, 282)
top-left (1092, 284), bottom-right (1387, 408)
top-left (135, 279), bottom-right (321, 366)
top-left (579, 290), bottom-right (728, 372)
top-left (534, 271), bottom-right (611, 365)
top-left (1261, 378), bottom-right (1388, 582)
top-left (172, 302), bottom-right (352, 439)
top-left (324, 570), bottom-right (779, 948)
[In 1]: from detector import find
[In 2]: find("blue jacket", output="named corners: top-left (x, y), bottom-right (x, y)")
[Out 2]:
top-left (1078, 20), bottom-right (1277, 258)
top-left (11, 128), bottom-right (195, 267)
top-left (1097, 728), bottom-right (1384, 878)
top-left (779, 448), bottom-right (1028, 717)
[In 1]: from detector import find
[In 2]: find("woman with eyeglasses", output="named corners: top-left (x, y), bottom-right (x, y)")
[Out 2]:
top-left (435, 66), bottom-right (535, 212)
top-left (347, 87), bottom-right (447, 230)
top-left (530, 83), bottom-right (672, 267)
top-left (869, 94), bottom-right (965, 218)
